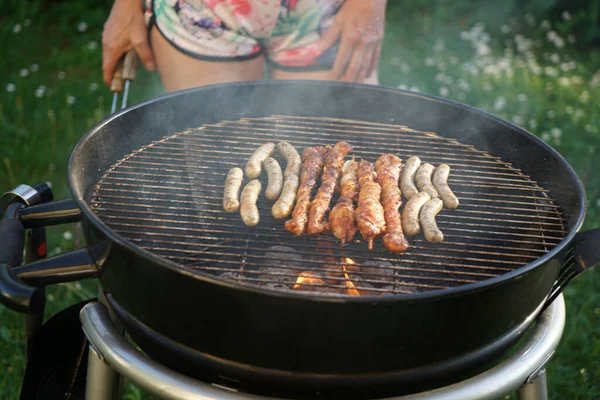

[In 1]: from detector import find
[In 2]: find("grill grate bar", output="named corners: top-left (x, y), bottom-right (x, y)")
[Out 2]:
top-left (91, 190), bottom-right (563, 221)
top-left (106, 225), bottom-right (550, 255)
top-left (90, 116), bottom-right (568, 296)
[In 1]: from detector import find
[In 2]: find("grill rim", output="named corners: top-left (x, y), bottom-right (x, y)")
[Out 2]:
top-left (68, 80), bottom-right (588, 302)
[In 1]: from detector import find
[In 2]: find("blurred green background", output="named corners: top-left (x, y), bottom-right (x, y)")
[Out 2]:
top-left (0, 0), bottom-right (598, 399)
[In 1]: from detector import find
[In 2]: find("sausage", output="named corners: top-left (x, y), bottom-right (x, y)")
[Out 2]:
top-left (402, 192), bottom-right (431, 236)
top-left (415, 163), bottom-right (439, 198)
top-left (222, 167), bottom-right (244, 212)
top-left (277, 141), bottom-right (301, 178)
top-left (433, 164), bottom-right (459, 209)
top-left (263, 157), bottom-right (283, 201)
top-left (272, 174), bottom-right (300, 219)
top-left (420, 198), bottom-right (444, 242)
top-left (400, 156), bottom-right (421, 199)
top-left (245, 142), bottom-right (275, 179)
top-left (240, 180), bottom-right (262, 227)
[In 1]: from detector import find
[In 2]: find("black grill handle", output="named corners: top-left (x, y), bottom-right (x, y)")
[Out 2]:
top-left (0, 203), bottom-right (42, 314)
top-left (0, 186), bottom-right (95, 314)
top-left (543, 228), bottom-right (600, 311)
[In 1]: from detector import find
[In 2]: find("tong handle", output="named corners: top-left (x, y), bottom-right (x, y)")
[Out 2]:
top-left (110, 49), bottom-right (138, 93)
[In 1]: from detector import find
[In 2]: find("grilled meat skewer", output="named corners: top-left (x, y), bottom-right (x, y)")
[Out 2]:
top-left (284, 146), bottom-right (329, 235)
top-left (307, 141), bottom-right (353, 235)
top-left (375, 154), bottom-right (409, 253)
top-left (355, 159), bottom-right (386, 250)
top-left (329, 157), bottom-right (359, 245)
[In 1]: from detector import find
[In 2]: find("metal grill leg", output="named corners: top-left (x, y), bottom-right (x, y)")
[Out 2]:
top-left (516, 370), bottom-right (548, 400)
top-left (85, 289), bottom-right (123, 400)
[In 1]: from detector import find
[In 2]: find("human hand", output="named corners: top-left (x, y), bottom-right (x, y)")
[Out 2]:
top-left (317, 0), bottom-right (386, 82)
top-left (102, 0), bottom-right (155, 86)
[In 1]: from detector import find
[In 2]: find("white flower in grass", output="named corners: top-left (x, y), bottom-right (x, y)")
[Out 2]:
top-left (460, 31), bottom-right (471, 41)
top-left (63, 231), bottom-right (73, 240)
top-left (19, 68), bottom-right (29, 78)
top-left (517, 93), bottom-right (527, 102)
top-left (48, 293), bottom-right (55, 302)
top-left (437, 62), bottom-right (447, 71)
top-left (409, 86), bottom-right (420, 92)
top-left (397, 84), bottom-right (408, 90)
top-left (540, 20), bottom-right (551, 30)
top-left (575, 109), bottom-right (584, 118)
top-left (390, 56), bottom-right (401, 67)
top-left (457, 92), bottom-right (466, 101)
top-left (449, 56), bottom-right (458, 65)
top-left (571, 76), bottom-right (584, 85)
top-left (87, 41), bottom-right (98, 51)
top-left (550, 53), bottom-right (560, 63)
top-left (433, 41), bottom-right (445, 53)
top-left (558, 77), bottom-right (570, 86)
top-left (529, 119), bottom-right (537, 129)
top-left (553, 137), bottom-right (561, 146)
top-left (435, 72), bottom-right (446, 82)
top-left (425, 58), bottom-right (435, 67)
top-left (6, 83), bottom-right (16, 92)
top-left (13, 24), bottom-right (22, 33)
top-left (66, 95), bottom-right (76, 105)
top-left (562, 11), bottom-right (572, 21)
top-left (58, 71), bottom-right (66, 79)
top-left (546, 110), bottom-right (556, 118)
top-left (567, 34), bottom-right (576, 44)
top-left (458, 80), bottom-right (471, 92)
top-left (54, 247), bottom-right (62, 255)
top-left (493, 96), bottom-right (506, 111)
top-left (585, 124), bottom-right (595, 133)
top-left (541, 132), bottom-right (550, 141)
top-left (77, 22), bottom-right (88, 32)
top-left (400, 63), bottom-right (410, 73)
top-left (525, 14), bottom-right (535, 26)
top-left (90, 82), bottom-right (98, 91)
top-left (482, 82), bottom-right (493, 92)
top-left (439, 87), bottom-right (449, 97)
top-left (550, 128), bottom-right (562, 138)
top-left (512, 115), bottom-right (522, 125)
top-left (579, 91), bottom-right (589, 103)
top-left (544, 66), bottom-right (558, 77)
top-left (30, 64), bottom-right (39, 72)
top-left (35, 85), bottom-right (46, 98)
top-left (501, 25), bottom-right (510, 34)
top-left (565, 106), bottom-right (574, 114)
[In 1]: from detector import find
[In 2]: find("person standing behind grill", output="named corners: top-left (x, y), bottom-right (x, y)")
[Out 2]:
top-left (102, 0), bottom-right (387, 92)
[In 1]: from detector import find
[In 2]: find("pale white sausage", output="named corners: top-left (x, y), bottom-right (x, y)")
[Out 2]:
top-left (277, 141), bottom-right (301, 177)
top-left (420, 198), bottom-right (444, 243)
top-left (245, 142), bottom-right (275, 179)
top-left (272, 174), bottom-right (300, 219)
top-left (400, 156), bottom-right (421, 199)
top-left (402, 192), bottom-right (431, 236)
top-left (240, 180), bottom-right (262, 226)
top-left (415, 163), bottom-right (439, 198)
top-left (222, 167), bottom-right (243, 212)
top-left (263, 157), bottom-right (283, 201)
top-left (433, 164), bottom-right (459, 209)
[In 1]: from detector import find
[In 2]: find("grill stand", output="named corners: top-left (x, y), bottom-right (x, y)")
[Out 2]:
top-left (80, 294), bottom-right (564, 400)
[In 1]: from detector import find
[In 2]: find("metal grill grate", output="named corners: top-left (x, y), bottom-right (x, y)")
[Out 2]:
top-left (89, 116), bottom-right (567, 296)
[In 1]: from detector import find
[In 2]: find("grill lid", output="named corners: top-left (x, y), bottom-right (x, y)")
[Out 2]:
top-left (90, 116), bottom-right (567, 296)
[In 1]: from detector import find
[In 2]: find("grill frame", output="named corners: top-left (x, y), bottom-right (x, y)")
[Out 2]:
top-left (51, 80), bottom-right (592, 396)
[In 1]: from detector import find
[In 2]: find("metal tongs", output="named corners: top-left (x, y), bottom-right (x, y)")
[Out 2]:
top-left (110, 49), bottom-right (138, 114)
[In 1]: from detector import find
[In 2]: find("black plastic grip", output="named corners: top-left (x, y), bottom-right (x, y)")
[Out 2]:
top-left (0, 265), bottom-right (41, 314)
top-left (19, 199), bottom-right (81, 229)
top-left (573, 228), bottom-right (600, 270)
top-left (0, 219), bottom-right (25, 265)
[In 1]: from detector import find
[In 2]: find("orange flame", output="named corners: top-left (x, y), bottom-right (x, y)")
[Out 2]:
top-left (342, 258), bottom-right (361, 296)
top-left (293, 272), bottom-right (325, 289)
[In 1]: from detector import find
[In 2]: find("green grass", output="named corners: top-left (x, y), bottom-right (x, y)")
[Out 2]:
top-left (1, 2), bottom-right (599, 399)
